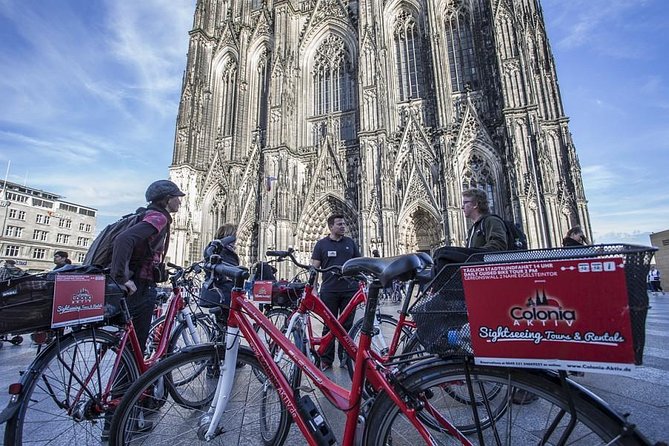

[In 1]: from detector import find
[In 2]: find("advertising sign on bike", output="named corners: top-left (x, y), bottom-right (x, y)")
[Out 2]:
top-left (461, 257), bottom-right (636, 375)
top-left (51, 274), bottom-right (106, 328)
top-left (251, 280), bottom-right (273, 304)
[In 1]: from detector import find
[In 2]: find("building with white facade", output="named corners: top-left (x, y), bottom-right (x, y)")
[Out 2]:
top-left (0, 181), bottom-right (96, 273)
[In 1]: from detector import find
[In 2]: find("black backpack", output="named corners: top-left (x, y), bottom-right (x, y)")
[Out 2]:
top-left (83, 209), bottom-right (146, 268)
top-left (483, 214), bottom-right (528, 250)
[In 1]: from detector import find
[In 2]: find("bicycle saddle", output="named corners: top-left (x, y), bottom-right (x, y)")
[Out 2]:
top-left (341, 254), bottom-right (429, 287)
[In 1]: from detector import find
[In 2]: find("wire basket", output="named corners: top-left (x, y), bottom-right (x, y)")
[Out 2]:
top-left (410, 244), bottom-right (656, 365)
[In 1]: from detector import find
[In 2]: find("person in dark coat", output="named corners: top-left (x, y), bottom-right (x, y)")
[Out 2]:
top-left (432, 188), bottom-right (508, 273)
top-left (562, 226), bottom-right (588, 247)
top-left (111, 179), bottom-right (185, 350)
top-left (200, 223), bottom-right (239, 310)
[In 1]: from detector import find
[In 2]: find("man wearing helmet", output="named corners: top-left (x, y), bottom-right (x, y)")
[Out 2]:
top-left (110, 179), bottom-right (185, 350)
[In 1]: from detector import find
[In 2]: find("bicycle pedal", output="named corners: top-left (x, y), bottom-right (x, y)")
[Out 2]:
top-left (297, 386), bottom-right (315, 393)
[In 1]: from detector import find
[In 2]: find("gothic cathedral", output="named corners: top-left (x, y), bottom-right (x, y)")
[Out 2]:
top-left (168, 0), bottom-right (591, 267)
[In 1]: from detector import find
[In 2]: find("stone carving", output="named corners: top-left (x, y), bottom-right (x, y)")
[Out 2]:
top-left (168, 0), bottom-right (590, 267)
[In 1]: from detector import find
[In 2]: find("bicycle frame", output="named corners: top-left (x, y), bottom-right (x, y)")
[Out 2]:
top-left (66, 269), bottom-right (202, 416)
top-left (204, 270), bottom-right (467, 446)
top-left (285, 268), bottom-right (418, 366)
top-left (304, 280), bottom-right (366, 359)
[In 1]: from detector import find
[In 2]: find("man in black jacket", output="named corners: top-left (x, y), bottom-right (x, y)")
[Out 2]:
top-left (110, 179), bottom-right (185, 350)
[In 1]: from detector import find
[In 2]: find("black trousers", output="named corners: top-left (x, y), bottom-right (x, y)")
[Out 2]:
top-left (125, 279), bottom-right (158, 353)
top-left (650, 280), bottom-right (663, 292)
top-left (432, 246), bottom-right (489, 277)
top-left (320, 290), bottom-right (356, 364)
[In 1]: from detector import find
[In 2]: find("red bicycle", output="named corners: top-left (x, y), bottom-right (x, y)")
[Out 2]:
top-left (263, 249), bottom-right (420, 374)
top-left (2, 262), bottom-right (216, 445)
top-left (108, 250), bottom-right (652, 445)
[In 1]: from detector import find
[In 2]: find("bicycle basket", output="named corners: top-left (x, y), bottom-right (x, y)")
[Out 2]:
top-left (410, 244), bottom-right (655, 365)
top-left (411, 263), bottom-right (471, 357)
top-left (271, 281), bottom-right (304, 308)
top-left (0, 269), bottom-right (125, 336)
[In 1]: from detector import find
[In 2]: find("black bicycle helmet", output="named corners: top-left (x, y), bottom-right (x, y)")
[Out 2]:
top-left (145, 180), bottom-right (185, 202)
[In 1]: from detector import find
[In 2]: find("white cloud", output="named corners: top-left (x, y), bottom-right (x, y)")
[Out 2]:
top-left (592, 231), bottom-right (652, 246)
top-left (104, 0), bottom-right (193, 114)
top-left (581, 165), bottom-right (618, 192)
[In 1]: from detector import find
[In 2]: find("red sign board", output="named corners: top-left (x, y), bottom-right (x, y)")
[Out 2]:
top-left (252, 280), bottom-right (273, 304)
top-left (462, 257), bottom-right (636, 375)
top-left (52, 274), bottom-right (106, 328)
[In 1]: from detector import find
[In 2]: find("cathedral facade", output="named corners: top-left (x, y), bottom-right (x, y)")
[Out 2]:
top-left (168, 0), bottom-right (591, 268)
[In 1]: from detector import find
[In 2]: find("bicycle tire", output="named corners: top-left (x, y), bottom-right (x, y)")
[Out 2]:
top-left (171, 312), bottom-right (218, 350)
top-left (251, 307), bottom-right (292, 382)
top-left (109, 343), bottom-right (291, 446)
top-left (364, 360), bottom-right (649, 445)
top-left (345, 313), bottom-right (411, 377)
top-left (147, 311), bottom-right (217, 355)
top-left (5, 327), bottom-right (140, 446)
top-left (254, 306), bottom-right (292, 346)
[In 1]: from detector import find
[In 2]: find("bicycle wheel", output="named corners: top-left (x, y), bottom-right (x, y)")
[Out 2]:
top-left (254, 306), bottom-right (291, 346)
top-left (260, 319), bottom-right (304, 439)
top-left (147, 312), bottom-right (217, 355)
top-left (364, 360), bottom-right (648, 445)
top-left (109, 344), bottom-right (291, 446)
top-left (5, 327), bottom-right (140, 446)
top-left (345, 312), bottom-right (412, 377)
top-left (169, 312), bottom-right (218, 352)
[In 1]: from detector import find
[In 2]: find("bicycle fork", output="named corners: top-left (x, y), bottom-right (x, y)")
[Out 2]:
top-left (198, 328), bottom-right (241, 441)
top-left (177, 310), bottom-right (203, 345)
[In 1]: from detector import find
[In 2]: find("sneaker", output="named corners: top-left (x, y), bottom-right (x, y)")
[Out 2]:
top-left (512, 388), bottom-right (538, 405)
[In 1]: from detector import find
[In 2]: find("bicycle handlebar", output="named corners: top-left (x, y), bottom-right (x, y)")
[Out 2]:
top-left (265, 248), bottom-right (342, 275)
top-left (203, 262), bottom-right (250, 286)
top-left (165, 261), bottom-right (204, 285)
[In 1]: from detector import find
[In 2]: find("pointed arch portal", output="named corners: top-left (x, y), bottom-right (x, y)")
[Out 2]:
top-left (296, 194), bottom-right (358, 258)
top-left (397, 205), bottom-right (442, 253)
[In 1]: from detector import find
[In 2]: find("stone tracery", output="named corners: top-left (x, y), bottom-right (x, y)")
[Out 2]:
top-left (167, 0), bottom-right (591, 266)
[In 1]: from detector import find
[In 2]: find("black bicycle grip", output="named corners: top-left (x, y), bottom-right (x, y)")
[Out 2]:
top-left (166, 262), bottom-right (180, 269)
top-left (206, 262), bottom-right (250, 282)
top-left (266, 250), bottom-right (290, 257)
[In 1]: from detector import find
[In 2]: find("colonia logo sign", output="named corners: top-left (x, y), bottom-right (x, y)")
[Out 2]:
top-left (510, 290), bottom-right (576, 327)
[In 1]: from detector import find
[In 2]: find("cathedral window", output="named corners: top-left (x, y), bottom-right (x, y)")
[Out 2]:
top-left (217, 59), bottom-right (237, 136)
top-left (394, 10), bottom-right (423, 101)
top-left (253, 50), bottom-right (270, 132)
top-left (444, 10), bottom-right (479, 92)
top-left (462, 154), bottom-right (496, 213)
top-left (312, 35), bottom-right (354, 116)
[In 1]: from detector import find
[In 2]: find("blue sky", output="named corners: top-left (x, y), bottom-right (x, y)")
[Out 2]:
top-left (0, 0), bottom-right (667, 245)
